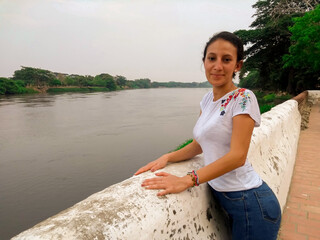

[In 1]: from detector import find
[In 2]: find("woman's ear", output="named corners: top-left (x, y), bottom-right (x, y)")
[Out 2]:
top-left (235, 60), bottom-right (243, 72)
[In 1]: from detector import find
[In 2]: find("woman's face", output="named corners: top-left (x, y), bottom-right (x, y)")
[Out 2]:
top-left (204, 39), bottom-right (242, 88)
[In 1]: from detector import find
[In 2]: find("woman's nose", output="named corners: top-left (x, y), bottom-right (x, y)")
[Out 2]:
top-left (213, 60), bottom-right (223, 71)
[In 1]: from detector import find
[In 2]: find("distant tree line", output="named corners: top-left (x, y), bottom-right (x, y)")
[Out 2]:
top-left (235, 0), bottom-right (320, 94)
top-left (0, 66), bottom-right (211, 95)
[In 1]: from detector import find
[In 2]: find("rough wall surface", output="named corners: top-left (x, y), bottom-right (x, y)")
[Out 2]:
top-left (13, 100), bottom-right (301, 240)
top-left (247, 100), bottom-right (301, 209)
top-left (12, 157), bottom-right (231, 240)
top-left (308, 90), bottom-right (320, 104)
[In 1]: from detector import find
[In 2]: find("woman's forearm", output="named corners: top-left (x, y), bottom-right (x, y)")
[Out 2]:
top-left (167, 139), bottom-right (203, 163)
top-left (196, 151), bottom-right (246, 184)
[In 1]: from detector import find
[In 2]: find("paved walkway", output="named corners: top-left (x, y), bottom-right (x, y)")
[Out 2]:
top-left (279, 102), bottom-right (320, 240)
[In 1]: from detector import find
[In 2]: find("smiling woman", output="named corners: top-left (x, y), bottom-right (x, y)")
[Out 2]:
top-left (135, 32), bottom-right (282, 240)
top-left (203, 39), bottom-right (243, 99)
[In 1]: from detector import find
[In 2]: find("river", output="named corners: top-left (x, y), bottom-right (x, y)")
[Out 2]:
top-left (0, 88), bottom-right (211, 239)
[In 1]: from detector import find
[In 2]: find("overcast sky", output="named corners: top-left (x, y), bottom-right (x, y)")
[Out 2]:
top-left (0, 0), bottom-right (257, 82)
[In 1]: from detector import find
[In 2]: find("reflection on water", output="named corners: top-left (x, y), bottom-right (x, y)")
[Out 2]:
top-left (0, 88), bottom-right (210, 239)
top-left (0, 94), bottom-right (56, 107)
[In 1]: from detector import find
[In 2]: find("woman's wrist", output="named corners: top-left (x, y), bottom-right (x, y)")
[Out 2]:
top-left (182, 175), bottom-right (195, 188)
top-left (164, 153), bottom-right (173, 163)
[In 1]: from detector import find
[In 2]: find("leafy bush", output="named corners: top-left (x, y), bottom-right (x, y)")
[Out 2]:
top-left (239, 70), bottom-right (259, 89)
top-left (263, 93), bottom-right (276, 103)
top-left (0, 77), bottom-right (28, 94)
top-left (14, 80), bottom-right (26, 87)
top-left (277, 94), bottom-right (292, 101)
top-left (253, 91), bottom-right (265, 99)
top-left (65, 76), bottom-right (78, 86)
top-left (49, 79), bottom-right (62, 86)
top-left (24, 88), bottom-right (39, 94)
top-left (93, 74), bottom-right (116, 90)
top-left (0, 78), bottom-right (6, 95)
top-left (260, 104), bottom-right (275, 114)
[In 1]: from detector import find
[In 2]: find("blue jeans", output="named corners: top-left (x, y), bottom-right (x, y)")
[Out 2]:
top-left (210, 181), bottom-right (281, 240)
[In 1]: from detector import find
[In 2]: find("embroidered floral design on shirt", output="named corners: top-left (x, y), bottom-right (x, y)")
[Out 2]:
top-left (220, 88), bottom-right (251, 116)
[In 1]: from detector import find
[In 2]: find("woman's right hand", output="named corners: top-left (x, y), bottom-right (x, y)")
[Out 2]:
top-left (134, 154), bottom-right (170, 175)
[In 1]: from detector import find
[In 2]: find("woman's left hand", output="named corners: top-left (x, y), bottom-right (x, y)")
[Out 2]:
top-left (141, 172), bottom-right (193, 196)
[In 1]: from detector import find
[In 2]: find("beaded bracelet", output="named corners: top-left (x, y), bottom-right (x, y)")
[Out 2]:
top-left (193, 170), bottom-right (200, 186)
top-left (187, 170), bottom-right (199, 187)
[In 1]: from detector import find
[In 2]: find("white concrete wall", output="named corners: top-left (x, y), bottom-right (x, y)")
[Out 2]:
top-left (13, 100), bottom-right (302, 240)
top-left (308, 90), bottom-right (320, 104)
top-left (247, 100), bottom-right (301, 210)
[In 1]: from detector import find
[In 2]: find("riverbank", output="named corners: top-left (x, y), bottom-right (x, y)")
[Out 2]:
top-left (46, 86), bottom-right (112, 93)
top-left (1, 85), bottom-right (293, 115)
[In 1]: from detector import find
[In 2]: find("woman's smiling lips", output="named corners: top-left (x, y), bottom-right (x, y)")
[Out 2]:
top-left (211, 73), bottom-right (225, 77)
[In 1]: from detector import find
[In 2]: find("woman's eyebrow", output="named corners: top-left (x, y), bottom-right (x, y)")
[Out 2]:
top-left (207, 52), bottom-right (233, 57)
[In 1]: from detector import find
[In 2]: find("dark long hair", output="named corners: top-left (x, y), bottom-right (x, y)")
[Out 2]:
top-left (202, 31), bottom-right (244, 63)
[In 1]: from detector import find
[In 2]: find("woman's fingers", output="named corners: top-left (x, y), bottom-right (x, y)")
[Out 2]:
top-left (134, 162), bottom-right (155, 175)
top-left (141, 173), bottom-right (170, 186)
top-left (134, 168), bottom-right (146, 175)
top-left (134, 162), bottom-right (165, 175)
top-left (155, 172), bottom-right (170, 177)
top-left (141, 173), bottom-right (189, 196)
top-left (141, 173), bottom-right (175, 196)
top-left (157, 190), bottom-right (170, 196)
top-left (135, 155), bottom-right (169, 175)
top-left (141, 176), bottom-right (164, 186)
top-left (145, 183), bottom-right (166, 190)
top-left (134, 168), bottom-right (144, 175)
top-left (150, 164), bottom-right (161, 172)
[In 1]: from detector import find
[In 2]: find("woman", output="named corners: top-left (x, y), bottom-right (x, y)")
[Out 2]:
top-left (134, 31), bottom-right (281, 239)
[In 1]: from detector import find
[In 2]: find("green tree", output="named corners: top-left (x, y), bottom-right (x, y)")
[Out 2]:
top-left (65, 76), bottom-right (78, 86)
top-left (235, 0), bottom-right (319, 93)
top-left (235, 1), bottom-right (297, 91)
top-left (239, 70), bottom-right (260, 89)
top-left (151, 81), bottom-right (162, 88)
top-left (133, 78), bottom-right (151, 88)
top-left (282, 5), bottom-right (320, 91)
top-left (115, 75), bottom-right (127, 87)
top-left (77, 75), bottom-right (90, 87)
top-left (49, 79), bottom-right (62, 86)
top-left (84, 75), bottom-right (94, 86)
top-left (0, 77), bottom-right (28, 94)
top-left (283, 5), bottom-right (320, 72)
top-left (94, 74), bottom-right (116, 90)
top-left (0, 78), bottom-right (7, 94)
top-left (13, 66), bottom-right (56, 87)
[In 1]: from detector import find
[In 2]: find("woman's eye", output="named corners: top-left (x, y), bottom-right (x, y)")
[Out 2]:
top-left (224, 58), bottom-right (231, 62)
top-left (208, 57), bottom-right (215, 61)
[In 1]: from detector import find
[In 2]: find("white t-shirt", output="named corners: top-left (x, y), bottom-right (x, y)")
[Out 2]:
top-left (193, 88), bottom-right (262, 192)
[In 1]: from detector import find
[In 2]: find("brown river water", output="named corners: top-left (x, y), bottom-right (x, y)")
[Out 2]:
top-left (0, 88), bottom-right (211, 239)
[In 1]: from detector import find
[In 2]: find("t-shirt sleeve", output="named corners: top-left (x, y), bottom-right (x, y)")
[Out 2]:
top-left (232, 89), bottom-right (261, 127)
